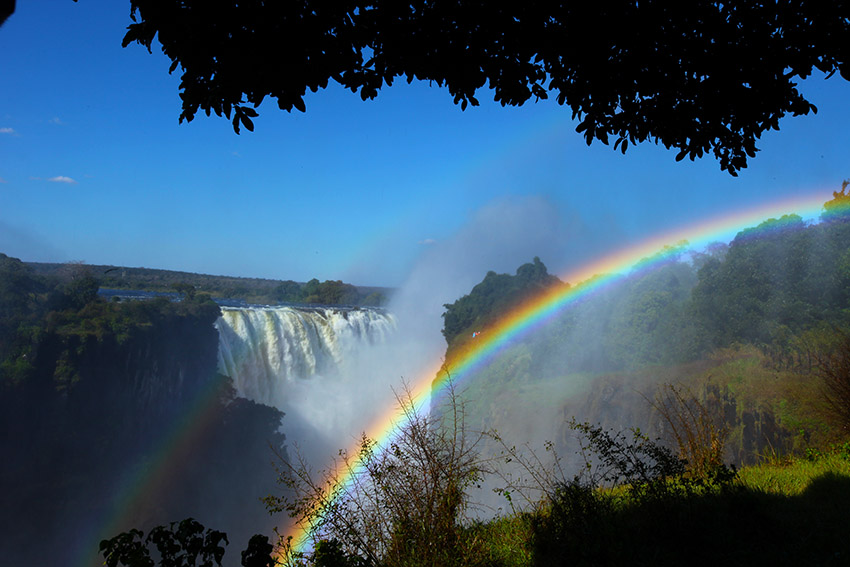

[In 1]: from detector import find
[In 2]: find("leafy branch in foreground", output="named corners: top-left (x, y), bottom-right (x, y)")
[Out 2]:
top-left (100, 519), bottom-right (277, 567)
top-left (266, 379), bottom-right (495, 567)
top-left (100, 518), bottom-right (229, 567)
top-left (124, 2), bottom-right (850, 174)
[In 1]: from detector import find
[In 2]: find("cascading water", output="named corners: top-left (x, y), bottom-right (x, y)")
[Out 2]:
top-left (217, 306), bottom-right (396, 406)
top-left (216, 306), bottom-right (398, 450)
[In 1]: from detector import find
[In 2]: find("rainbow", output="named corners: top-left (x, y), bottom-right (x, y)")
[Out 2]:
top-left (284, 188), bottom-right (843, 555)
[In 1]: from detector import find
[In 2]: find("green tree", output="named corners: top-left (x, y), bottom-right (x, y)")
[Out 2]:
top-left (272, 280), bottom-right (302, 303)
top-left (171, 281), bottom-right (197, 300)
top-left (362, 291), bottom-right (386, 307)
top-left (442, 257), bottom-right (563, 344)
top-left (689, 214), bottom-right (838, 348)
top-left (822, 179), bottom-right (850, 223)
top-left (59, 263), bottom-right (101, 310)
top-left (121, 1), bottom-right (850, 174)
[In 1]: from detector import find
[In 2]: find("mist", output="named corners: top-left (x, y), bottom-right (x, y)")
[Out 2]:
top-left (236, 195), bottom-right (642, 525)
top-left (254, 196), bottom-right (607, 464)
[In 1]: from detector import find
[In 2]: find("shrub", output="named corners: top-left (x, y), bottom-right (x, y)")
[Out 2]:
top-left (812, 330), bottom-right (850, 433)
top-left (650, 383), bottom-right (731, 479)
top-left (270, 381), bottom-right (494, 567)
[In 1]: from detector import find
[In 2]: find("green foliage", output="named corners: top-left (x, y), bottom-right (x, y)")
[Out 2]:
top-left (820, 179), bottom-right (850, 223)
top-left (459, 515), bottom-right (533, 567)
top-left (361, 291), bottom-right (387, 307)
top-left (273, 280), bottom-right (303, 303)
top-left (567, 420), bottom-right (690, 497)
top-left (172, 281), bottom-right (197, 300)
top-left (442, 257), bottom-right (563, 345)
top-left (530, 459), bottom-right (850, 567)
top-left (0, 254), bottom-right (285, 566)
top-left (527, 420), bottom-right (735, 567)
top-left (691, 213), bottom-right (850, 349)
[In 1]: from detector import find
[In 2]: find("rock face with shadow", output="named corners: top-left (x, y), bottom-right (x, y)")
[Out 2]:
top-left (0, 297), bottom-right (284, 567)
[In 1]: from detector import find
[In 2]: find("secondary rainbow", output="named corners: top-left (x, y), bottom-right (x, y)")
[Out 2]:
top-left (284, 188), bottom-right (840, 555)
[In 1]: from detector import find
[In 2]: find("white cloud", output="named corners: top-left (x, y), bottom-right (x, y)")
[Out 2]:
top-left (418, 238), bottom-right (437, 245)
top-left (1, 127), bottom-right (15, 135)
top-left (48, 117), bottom-right (65, 125)
top-left (48, 176), bottom-right (77, 184)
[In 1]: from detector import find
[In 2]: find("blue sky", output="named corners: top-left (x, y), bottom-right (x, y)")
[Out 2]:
top-left (1, 1), bottom-right (849, 288)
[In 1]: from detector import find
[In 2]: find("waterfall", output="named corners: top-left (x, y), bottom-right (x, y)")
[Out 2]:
top-left (216, 306), bottom-right (396, 407)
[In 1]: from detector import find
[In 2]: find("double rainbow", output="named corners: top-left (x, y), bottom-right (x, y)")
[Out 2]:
top-left (284, 189), bottom-right (839, 555)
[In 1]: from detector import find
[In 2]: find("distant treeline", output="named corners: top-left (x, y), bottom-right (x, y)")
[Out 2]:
top-left (24, 262), bottom-right (391, 306)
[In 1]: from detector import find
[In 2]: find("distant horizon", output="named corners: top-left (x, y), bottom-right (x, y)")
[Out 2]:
top-left (10, 185), bottom-right (839, 292)
top-left (19, 256), bottom-right (397, 291)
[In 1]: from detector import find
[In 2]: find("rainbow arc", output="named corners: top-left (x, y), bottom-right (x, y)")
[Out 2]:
top-left (285, 189), bottom-right (840, 555)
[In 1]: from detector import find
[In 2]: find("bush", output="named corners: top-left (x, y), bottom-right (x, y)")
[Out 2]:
top-left (270, 381), bottom-right (494, 567)
top-left (529, 421), bottom-right (738, 567)
top-left (812, 330), bottom-right (850, 433)
top-left (651, 383), bottom-right (730, 479)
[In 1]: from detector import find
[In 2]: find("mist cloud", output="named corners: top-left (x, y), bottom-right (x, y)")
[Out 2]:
top-left (1, 127), bottom-right (15, 135)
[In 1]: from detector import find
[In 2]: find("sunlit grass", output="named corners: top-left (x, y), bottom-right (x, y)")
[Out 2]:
top-left (462, 514), bottom-right (534, 567)
top-left (467, 447), bottom-right (850, 567)
top-left (737, 446), bottom-right (850, 495)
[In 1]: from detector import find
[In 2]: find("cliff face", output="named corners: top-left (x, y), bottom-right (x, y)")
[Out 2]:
top-left (0, 297), bottom-right (283, 567)
top-left (67, 302), bottom-right (221, 419)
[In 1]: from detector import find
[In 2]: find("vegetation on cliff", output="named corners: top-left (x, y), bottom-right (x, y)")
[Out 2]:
top-left (444, 189), bottom-right (850, 470)
top-left (441, 256), bottom-right (565, 346)
top-left (0, 256), bottom-right (285, 567)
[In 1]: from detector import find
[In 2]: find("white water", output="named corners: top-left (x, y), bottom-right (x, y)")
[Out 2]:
top-left (217, 306), bottom-right (396, 404)
top-left (216, 306), bottom-right (399, 450)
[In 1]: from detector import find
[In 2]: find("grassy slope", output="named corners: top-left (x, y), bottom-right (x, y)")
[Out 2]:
top-left (471, 448), bottom-right (850, 567)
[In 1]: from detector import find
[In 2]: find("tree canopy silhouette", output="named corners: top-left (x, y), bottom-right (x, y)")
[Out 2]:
top-left (120, 2), bottom-right (849, 174)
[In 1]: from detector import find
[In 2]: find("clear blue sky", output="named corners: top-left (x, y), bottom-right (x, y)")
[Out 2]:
top-left (2, 1), bottom-right (849, 288)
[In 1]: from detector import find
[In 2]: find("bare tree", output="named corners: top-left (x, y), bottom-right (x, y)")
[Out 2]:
top-left (813, 332), bottom-right (850, 432)
top-left (269, 379), bottom-right (494, 567)
top-left (650, 383), bottom-right (729, 479)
